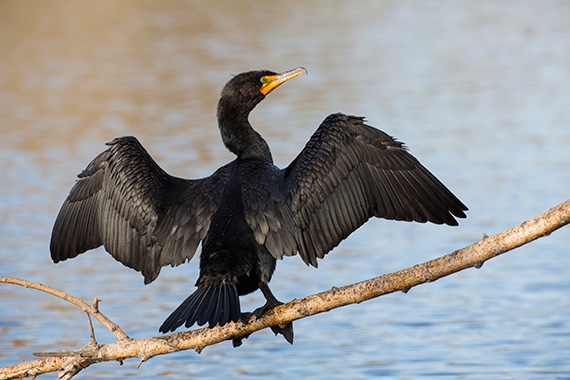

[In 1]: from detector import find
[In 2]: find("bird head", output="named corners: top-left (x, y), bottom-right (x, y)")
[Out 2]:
top-left (216, 67), bottom-right (307, 160)
top-left (219, 67), bottom-right (308, 113)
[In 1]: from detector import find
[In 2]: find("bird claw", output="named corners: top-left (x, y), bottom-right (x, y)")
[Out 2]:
top-left (271, 322), bottom-right (294, 344)
top-left (254, 301), bottom-right (294, 344)
top-left (233, 306), bottom-right (294, 346)
top-left (232, 333), bottom-right (250, 348)
top-left (239, 312), bottom-right (254, 323)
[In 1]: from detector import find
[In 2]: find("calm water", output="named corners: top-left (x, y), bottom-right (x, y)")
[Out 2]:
top-left (2, 1), bottom-right (570, 378)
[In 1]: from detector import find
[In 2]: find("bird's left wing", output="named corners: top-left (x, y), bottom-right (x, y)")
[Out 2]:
top-left (262, 113), bottom-right (467, 267)
top-left (50, 136), bottom-right (228, 283)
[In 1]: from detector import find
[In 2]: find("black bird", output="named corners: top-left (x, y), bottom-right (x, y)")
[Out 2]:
top-left (50, 67), bottom-right (467, 344)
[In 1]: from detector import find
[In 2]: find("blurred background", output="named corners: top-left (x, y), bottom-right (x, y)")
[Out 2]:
top-left (1, 1), bottom-right (569, 378)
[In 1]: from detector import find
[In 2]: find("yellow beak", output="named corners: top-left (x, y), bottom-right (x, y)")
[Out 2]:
top-left (259, 67), bottom-right (307, 96)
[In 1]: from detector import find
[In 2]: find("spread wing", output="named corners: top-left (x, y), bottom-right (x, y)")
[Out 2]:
top-left (257, 113), bottom-right (467, 267)
top-left (50, 136), bottom-right (228, 284)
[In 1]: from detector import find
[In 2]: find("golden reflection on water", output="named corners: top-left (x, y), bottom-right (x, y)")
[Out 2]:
top-left (0, 1), bottom-right (398, 160)
top-left (0, 1), bottom-right (322, 161)
top-left (1, 2), bottom-right (215, 156)
top-left (2, 1), bottom-right (570, 377)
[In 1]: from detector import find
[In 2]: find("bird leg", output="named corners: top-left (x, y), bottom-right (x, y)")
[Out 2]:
top-left (232, 283), bottom-right (294, 347)
top-left (256, 282), bottom-right (294, 344)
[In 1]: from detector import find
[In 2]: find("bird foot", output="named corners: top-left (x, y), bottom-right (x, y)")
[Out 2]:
top-left (239, 312), bottom-right (254, 324)
top-left (271, 322), bottom-right (294, 344)
top-left (232, 334), bottom-right (249, 348)
top-left (232, 313), bottom-right (255, 347)
top-left (253, 301), bottom-right (294, 344)
top-left (233, 302), bottom-right (294, 346)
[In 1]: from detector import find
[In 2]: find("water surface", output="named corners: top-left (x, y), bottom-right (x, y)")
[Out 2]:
top-left (1, 1), bottom-right (570, 378)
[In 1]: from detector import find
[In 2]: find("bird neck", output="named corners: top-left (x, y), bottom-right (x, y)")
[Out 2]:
top-left (217, 97), bottom-right (273, 163)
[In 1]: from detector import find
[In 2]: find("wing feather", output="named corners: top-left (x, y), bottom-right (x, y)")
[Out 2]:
top-left (50, 136), bottom-right (227, 283)
top-left (258, 113), bottom-right (467, 266)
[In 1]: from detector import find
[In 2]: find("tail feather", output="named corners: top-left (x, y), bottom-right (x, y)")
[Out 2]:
top-left (196, 287), bottom-right (218, 326)
top-left (217, 285), bottom-right (230, 327)
top-left (159, 283), bottom-right (240, 333)
top-left (209, 286), bottom-right (224, 327)
top-left (159, 286), bottom-right (208, 333)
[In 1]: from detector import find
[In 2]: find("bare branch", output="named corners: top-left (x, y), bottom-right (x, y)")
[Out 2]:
top-left (1, 199), bottom-right (569, 379)
top-left (0, 277), bottom-right (129, 342)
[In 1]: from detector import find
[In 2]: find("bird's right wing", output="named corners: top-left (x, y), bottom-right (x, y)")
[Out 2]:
top-left (268, 113), bottom-right (467, 267)
top-left (50, 136), bottom-right (228, 284)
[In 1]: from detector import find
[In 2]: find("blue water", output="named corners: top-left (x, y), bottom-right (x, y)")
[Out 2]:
top-left (1, 1), bottom-right (570, 378)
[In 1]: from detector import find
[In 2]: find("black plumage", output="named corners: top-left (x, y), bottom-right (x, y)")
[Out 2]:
top-left (50, 67), bottom-right (467, 344)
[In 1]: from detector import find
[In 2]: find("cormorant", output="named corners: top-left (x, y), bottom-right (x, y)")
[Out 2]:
top-left (50, 67), bottom-right (467, 344)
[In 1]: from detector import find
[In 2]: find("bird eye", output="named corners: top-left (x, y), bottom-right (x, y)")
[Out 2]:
top-left (260, 77), bottom-right (268, 83)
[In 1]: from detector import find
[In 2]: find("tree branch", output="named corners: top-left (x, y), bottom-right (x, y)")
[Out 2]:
top-left (2, 199), bottom-right (569, 380)
top-left (0, 277), bottom-right (129, 342)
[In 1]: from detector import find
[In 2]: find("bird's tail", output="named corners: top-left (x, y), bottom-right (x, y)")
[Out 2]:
top-left (159, 283), bottom-right (241, 333)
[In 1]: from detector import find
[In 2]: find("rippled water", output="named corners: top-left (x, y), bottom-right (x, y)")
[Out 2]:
top-left (2, 1), bottom-right (570, 378)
